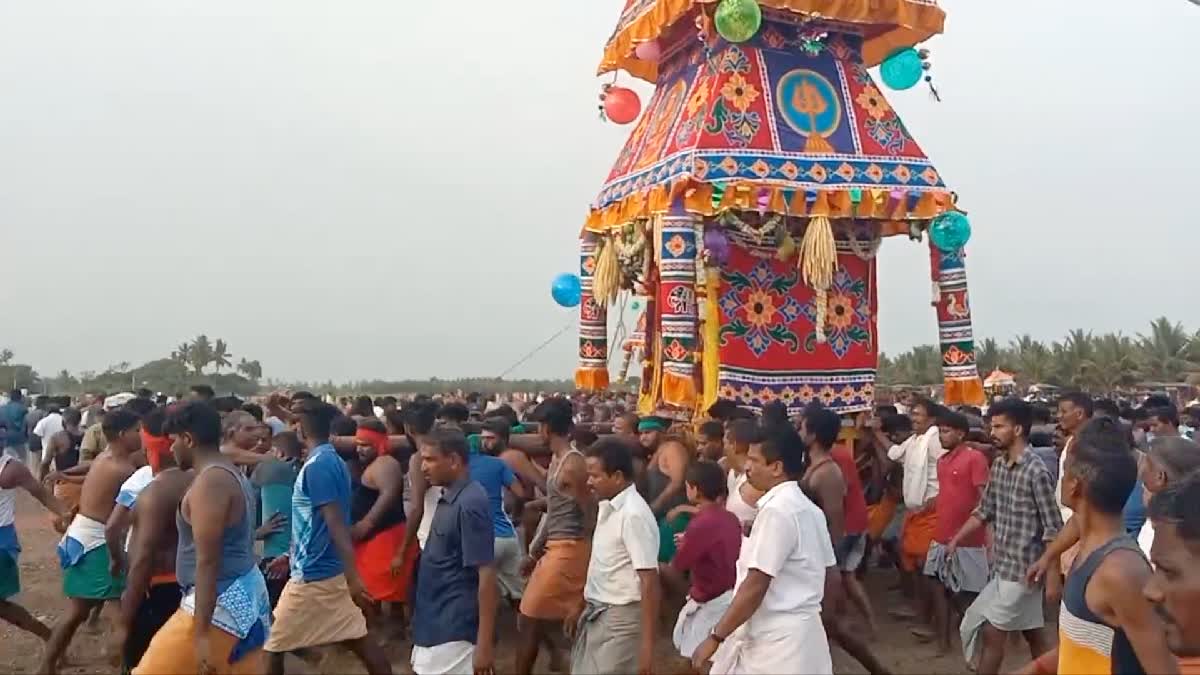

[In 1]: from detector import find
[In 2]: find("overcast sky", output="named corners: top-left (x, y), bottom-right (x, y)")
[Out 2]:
top-left (0, 1), bottom-right (1196, 382)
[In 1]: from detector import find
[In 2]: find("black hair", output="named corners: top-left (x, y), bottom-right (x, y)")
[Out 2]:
top-left (1093, 399), bottom-right (1121, 419)
top-left (162, 401), bottom-right (222, 447)
top-left (1058, 391), bottom-right (1095, 418)
top-left (881, 413), bottom-right (913, 435)
top-left (571, 428), bottom-right (599, 449)
top-left (295, 399), bottom-right (341, 441)
top-left (481, 417), bottom-right (511, 443)
top-left (1147, 436), bottom-right (1200, 481)
top-left (729, 418), bottom-right (760, 445)
top-left (358, 417), bottom-right (387, 435)
top-left (1150, 406), bottom-right (1179, 428)
top-left (124, 397), bottom-right (157, 418)
top-left (1148, 472), bottom-right (1200, 545)
top-left (330, 414), bottom-right (358, 437)
top-left (135, 388), bottom-right (154, 400)
top-left (937, 409), bottom-right (971, 434)
top-left (685, 460), bottom-right (727, 501)
top-left (141, 406), bottom-right (167, 437)
top-left (699, 420), bottom-right (724, 442)
top-left (189, 384), bottom-right (216, 400)
top-left (762, 401), bottom-right (790, 427)
top-left (490, 404), bottom-right (519, 427)
top-left (1029, 431), bottom-right (1054, 448)
top-left (350, 395), bottom-right (375, 418)
top-left (383, 409), bottom-right (406, 435)
top-left (958, 405), bottom-right (983, 418)
top-left (402, 400), bottom-right (439, 436)
top-left (584, 437), bottom-right (636, 482)
top-left (618, 411), bottom-right (639, 430)
top-left (102, 408), bottom-right (141, 442)
top-left (1031, 405), bottom-right (1053, 425)
top-left (240, 402), bottom-right (264, 422)
top-left (875, 405), bottom-right (899, 417)
top-left (910, 397), bottom-right (940, 418)
top-left (532, 397), bottom-right (574, 436)
top-left (211, 396), bottom-right (243, 414)
top-left (382, 396), bottom-right (398, 407)
top-left (272, 431), bottom-right (304, 459)
top-left (989, 398), bottom-right (1033, 438)
top-left (758, 423), bottom-right (808, 478)
top-left (430, 427), bottom-right (470, 464)
top-left (1067, 417), bottom-right (1137, 515)
top-left (7, 390), bottom-right (22, 402)
top-left (62, 407), bottom-right (83, 427)
top-left (291, 391), bottom-right (316, 402)
top-left (437, 402), bottom-right (471, 424)
top-left (802, 406), bottom-right (841, 449)
top-left (1143, 394), bottom-right (1173, 410)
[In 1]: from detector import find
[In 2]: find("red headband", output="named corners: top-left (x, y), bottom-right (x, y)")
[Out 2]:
top-left (141, 429), bottom-right (173, 474)
top-left (356, 428), bottom-right (390, 456)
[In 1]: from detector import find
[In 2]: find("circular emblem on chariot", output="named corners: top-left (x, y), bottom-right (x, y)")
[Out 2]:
top-left (775, 69), bottom-right (841, 142)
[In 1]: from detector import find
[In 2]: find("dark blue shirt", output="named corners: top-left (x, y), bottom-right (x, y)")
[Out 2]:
top-left (0, 401), bottom-right (28, 447)
top-left (1122, 481), bottom-right (1147, 535)
top-left (412, 476), bottom-right (494, 647)
top-left (290, 444), bottom-right (352, 582)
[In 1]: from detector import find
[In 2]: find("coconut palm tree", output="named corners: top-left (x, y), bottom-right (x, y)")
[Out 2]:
top-left (1052, 329), bottom-right (1095, 389)
top-left (975, 337), bottom-right (1006, 375)
top-left (1091, 333), bottom-right (1140, 391)
top-left (1010, 334), bottom-right (1054, 386)
top-left (171, 342), bottom-right (192, 367)
top-left (236, 358), bottom-right (263, 381)
top-left (189, 335), bottom-right (215, 375)
top-left (212, 339), bottom-right (233, 373)
top-left (1136, 317), bottom-right (1196, 383)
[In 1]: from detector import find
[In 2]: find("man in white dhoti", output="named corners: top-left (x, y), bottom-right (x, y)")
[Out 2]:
top-left (691, 423), bottom-right (836, 675)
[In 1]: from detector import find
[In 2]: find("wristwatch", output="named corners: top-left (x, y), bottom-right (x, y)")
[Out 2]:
top-left (709, 631), bottom-right (725, 644)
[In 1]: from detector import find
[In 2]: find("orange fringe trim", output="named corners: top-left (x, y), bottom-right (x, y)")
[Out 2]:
top-left (600, 0), bottom-right (946, 82)
top-left (943, 377), bottom-right (985, 407)
top-left (575, 367), bottom-right (610, 392)
top-left (662, 371), bottom-right (698, 409)
top-left (584, 178), bottom-right (952, 235)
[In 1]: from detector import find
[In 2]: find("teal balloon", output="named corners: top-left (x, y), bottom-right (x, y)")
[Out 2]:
top-left (630, 299), bottom-right (643, 312)
top-left (551, 273), bottom-right (582, 308)
top-left (929, 211), bottom-right (972, 252)
top-left (714, 0), bottom-right (762, 43)
top-left (880, 48), bottom-right (923, 91)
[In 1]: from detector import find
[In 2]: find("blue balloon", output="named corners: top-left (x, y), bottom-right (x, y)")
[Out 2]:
top-left (929, 211), bottom-right (972, 252)
top-left (880, 48), bottom-right (923, 91)
top-left (551, 273), bottom-right (582, 308)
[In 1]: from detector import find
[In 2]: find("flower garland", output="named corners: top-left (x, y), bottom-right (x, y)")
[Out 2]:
top-left (717, 210), bottom-right (784, 245)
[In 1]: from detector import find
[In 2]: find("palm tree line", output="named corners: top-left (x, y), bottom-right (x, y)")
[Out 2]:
top-left (171, 334), bottom-right (263, 379)
top-left (880, 317), bottom-right (1200, 391)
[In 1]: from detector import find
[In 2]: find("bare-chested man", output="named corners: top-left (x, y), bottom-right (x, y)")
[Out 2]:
top-left (515, 397), bottom-right (595, 675)
top-left (39, 408), bottom-right (85, 514)
top-left (0, 452), bottom-right (67, 640)
top-left (118, 425), bottom-right (192, 672)
top-left (40, 407), bottom-right (142, 674)
top-left (801, 406), bottom-right (891, 675)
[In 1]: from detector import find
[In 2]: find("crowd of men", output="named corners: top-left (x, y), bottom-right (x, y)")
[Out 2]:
top-left (1, 385), bottom-right (1200, 674)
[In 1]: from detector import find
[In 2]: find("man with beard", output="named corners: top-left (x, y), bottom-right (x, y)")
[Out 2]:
top-left (349, 419), bottom-right (411, 620)
top-left (118, 417), bottom-right (192, 672)
top-left (1144, 474), bottom-right (1200, 670)
top-left (1014, 417), bottom-right (1176, 675)
top-left (132, 401), bottom-right (271, 674)
top-left (41, 408), bottom-right (142, 675)
top-left (949, 399), bottom-right (1062, 674)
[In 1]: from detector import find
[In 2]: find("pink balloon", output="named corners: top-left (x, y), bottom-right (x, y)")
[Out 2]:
top-left (634, 40), bottom-right (662, 62)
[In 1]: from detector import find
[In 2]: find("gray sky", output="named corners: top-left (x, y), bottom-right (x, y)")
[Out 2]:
top-left (0, 1), bottom-right (1196, 382)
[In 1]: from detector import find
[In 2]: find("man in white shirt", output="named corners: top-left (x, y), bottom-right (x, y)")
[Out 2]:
top-left (873, 398), bottom-right (944, 634)
top-left (568, 437), bottom-right (660, 675)
top-left (33, 405), bottom-right (64, 465)
top-left (692, 424), bottom-right (836, 675)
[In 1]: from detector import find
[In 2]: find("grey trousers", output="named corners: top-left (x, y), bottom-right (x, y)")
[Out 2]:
top-left (569, 601), bottom-right (641, 675)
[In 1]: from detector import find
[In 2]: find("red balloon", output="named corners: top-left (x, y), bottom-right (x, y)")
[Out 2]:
top-left (603, 87), bottom-right (641, 125)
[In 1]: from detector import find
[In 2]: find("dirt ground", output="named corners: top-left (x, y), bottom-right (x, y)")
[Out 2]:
top-left (3, 490), bottom-right (1038, 674)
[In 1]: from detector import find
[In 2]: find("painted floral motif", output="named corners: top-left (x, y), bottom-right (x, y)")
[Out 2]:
top-left (855, 85), bottom-right (892, 120)
top-left (719, 47), bottom-right (751, 74)
top-left (800, 265), bottom-right (872, 358)
top-left (705, 47), bottom-right (761, 148)
top-left (721, 73), bottom-right (760, 110)
top-left (719, 260), bottom-right (803, 357)
top-left (664, 233), bottom-right (692, 258)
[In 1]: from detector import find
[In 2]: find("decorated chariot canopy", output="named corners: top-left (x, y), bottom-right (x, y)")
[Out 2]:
top-left (576, 0), bottom-right (983, 419)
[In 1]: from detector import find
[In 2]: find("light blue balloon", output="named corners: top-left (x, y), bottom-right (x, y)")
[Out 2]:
top-left (551, 273), bottom-right (582, 308)
top-left (880, 48), bottom-right (923, 91)
top-left (929, 211), bottom-right (972, 252)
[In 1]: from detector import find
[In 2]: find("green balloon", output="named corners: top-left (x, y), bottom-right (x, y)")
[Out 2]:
top-left (714, 0), bottom-right (762, 44)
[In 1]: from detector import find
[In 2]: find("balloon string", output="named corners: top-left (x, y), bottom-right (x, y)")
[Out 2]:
top-left (495, 313), bottom-right (578, 380)
top-left (608, 293), bottom-right (630, 362)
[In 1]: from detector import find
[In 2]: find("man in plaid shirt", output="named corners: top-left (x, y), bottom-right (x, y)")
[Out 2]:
top-left (946, 398), bottom-right (1063, 674)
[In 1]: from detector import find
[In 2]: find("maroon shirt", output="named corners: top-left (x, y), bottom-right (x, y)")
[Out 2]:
top-left (671, 503), bottom-right (742, 602)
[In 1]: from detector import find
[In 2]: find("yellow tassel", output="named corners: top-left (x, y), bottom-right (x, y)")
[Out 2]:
top-left (776, 231), bottom-right (797, 261)
top-left (805, 133), bottom-right (833, 154)
top-left (700, 272), bottom-right (721, 415)
top-left (799, 215), bottom-right (836, 344)
top-left (592, 238), bottom-right (621, 306)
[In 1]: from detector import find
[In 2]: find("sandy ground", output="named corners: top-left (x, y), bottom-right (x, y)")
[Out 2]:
top-left (3, 490), bottom-right (1038, 674)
